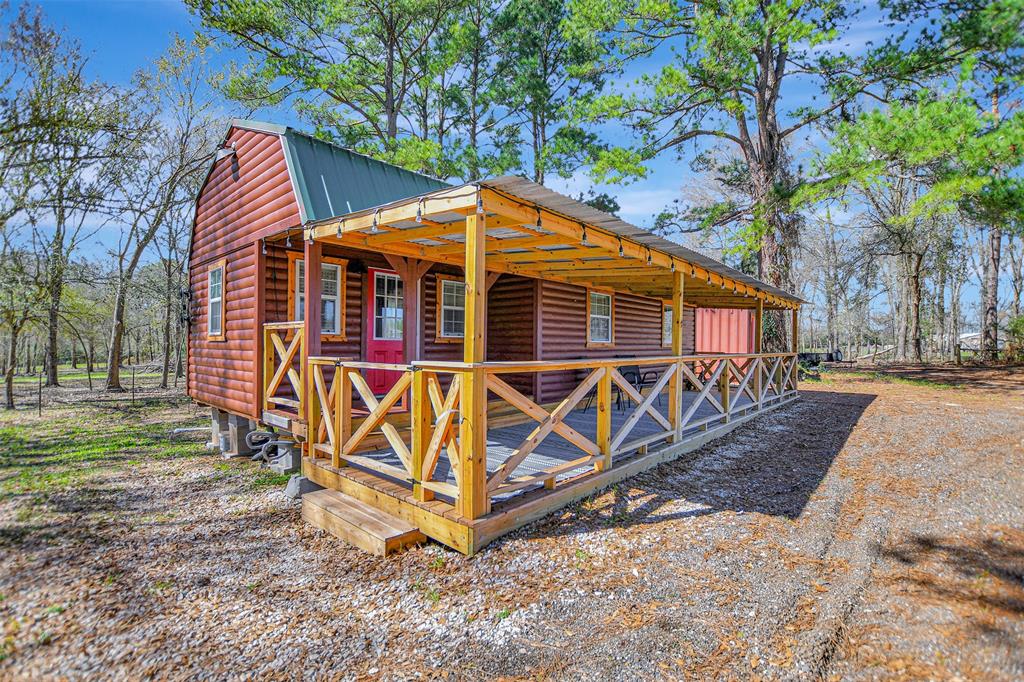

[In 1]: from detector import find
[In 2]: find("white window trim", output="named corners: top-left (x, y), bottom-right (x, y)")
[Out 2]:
top-left (588, 290), bottom-right (613, 346)
top-left (662, 304), bottom-right (673, 347)
top-left (292, 256), bottom-right (346, 338)
top-left (438, 276), bottom-right (465, 339)
top-left (207, 259), bottom-right (225, 340)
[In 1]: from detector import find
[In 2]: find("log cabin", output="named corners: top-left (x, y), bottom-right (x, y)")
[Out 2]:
top-left (187, 120), bottom-right (803, 555)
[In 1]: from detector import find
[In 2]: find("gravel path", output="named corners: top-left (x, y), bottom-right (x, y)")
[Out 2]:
top-left (0, 366), bottom-right (1021, 680)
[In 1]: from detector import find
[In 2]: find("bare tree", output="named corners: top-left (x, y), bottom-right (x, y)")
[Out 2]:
top-left (103, 35), bottom-right (221, 391)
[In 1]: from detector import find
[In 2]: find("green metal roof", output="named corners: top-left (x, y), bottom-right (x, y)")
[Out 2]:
top-left (229, 119), bottom-right (451, 223)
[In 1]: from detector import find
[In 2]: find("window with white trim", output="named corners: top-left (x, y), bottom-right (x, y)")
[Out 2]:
top-left (588, 291), bottom-right (613, 345)
top-left (438, 276), bottom-right (465, 339)
top-left (663, 305), bottom-right (673, 346)
top-left (207, 262), bottom-right (224, 339)
top-left (294, 258), bottom-right (345, 336)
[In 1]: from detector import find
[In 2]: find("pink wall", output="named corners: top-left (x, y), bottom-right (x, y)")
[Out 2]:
top-left (695, 308), bottom-right (754, 354)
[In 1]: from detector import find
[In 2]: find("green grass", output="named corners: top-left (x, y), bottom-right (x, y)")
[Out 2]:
top-left (0, 408), bottom-right (207, 499)
top-left (828, 369), bottom-right (961, 390)
top-left (250, 471), bottom-right (291, 489)
top-left (10, 370), bottom-right (163, 384)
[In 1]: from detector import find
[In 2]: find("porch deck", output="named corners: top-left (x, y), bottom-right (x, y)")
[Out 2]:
top-left (345, 386), bottom-right (758, 501)
top-left (295, 352), bottom-right (799, 554)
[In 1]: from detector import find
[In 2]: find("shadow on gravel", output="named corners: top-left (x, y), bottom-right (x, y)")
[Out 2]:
top-left (880, 533), bottom-right (1024, 619)
top-left (525, 390), bottom-right (876, 540)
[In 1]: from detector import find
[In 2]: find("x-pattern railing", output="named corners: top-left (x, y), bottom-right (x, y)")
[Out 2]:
top-left (298, 352), bottom-right (798, 518)
top-left (262, 322), bottom-right (304, 420)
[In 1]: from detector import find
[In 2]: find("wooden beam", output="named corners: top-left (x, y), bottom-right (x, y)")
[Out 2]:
top-left (302, 239), bottom-right (322, 434)
top-left (308, 185), bottom-right (478, 239)
top-left (459, 213), bottom-right (488, 519)
top-left (792, 307), bottom-right (799, 353)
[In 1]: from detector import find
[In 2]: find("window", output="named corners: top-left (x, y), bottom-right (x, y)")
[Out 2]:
top-left (663, 304), bottom-right (673, 347)
top-left (207, 259), bottom-right (226, 340)
top-left (374, 272), bottom-right (404, 340)
top-left (435, 274), bottom-right (465, 341)
top-left (587, 290), bottom-right (613, 346)
top-left (289, 253), bottom-right (347, 339)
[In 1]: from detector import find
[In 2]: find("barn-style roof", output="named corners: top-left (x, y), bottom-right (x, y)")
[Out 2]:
top-left (231, 119), bottom-right (449, 223)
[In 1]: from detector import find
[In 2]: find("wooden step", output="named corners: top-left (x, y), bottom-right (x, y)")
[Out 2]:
top-left (301, 489), bottom-right (426, 556)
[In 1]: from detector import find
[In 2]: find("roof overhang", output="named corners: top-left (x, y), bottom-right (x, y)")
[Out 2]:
top-left (301, 176), bottom-right (803, 310)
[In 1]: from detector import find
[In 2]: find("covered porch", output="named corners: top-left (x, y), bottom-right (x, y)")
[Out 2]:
top-left (260, 178), bottom-right (802, 554)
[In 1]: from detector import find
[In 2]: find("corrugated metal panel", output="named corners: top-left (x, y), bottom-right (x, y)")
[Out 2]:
top-left (283, 130), bottom-right (449, 222)
top-left (695, 309), bottom-right (754, 354)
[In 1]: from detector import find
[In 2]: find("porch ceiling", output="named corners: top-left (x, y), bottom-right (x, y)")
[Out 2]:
top-left (302, 178), bottom-right (803, 310)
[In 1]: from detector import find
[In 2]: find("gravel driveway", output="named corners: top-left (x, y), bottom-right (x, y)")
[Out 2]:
top-left (0, 366), bottom-right (1021, 680)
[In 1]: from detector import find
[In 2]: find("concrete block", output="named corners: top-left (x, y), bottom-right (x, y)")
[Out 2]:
top-left (284, 475), bottom-right (324, 500)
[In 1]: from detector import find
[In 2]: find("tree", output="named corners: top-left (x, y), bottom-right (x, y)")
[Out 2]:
top-left (805, 90), bottom-right (1024, 361)
top-left (565, 0), bottom-right (978, 348)
top-left (188, 0), bottom-right (462, 176)
top-left (103, 35), bottom-right (221, 391)
top-left (2, 5), bottom-right (136, 387)
top-left (490, 0), bottom-right (603, 184)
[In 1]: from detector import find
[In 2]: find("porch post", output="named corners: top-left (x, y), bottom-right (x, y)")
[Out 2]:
top-left (459, 213), bottom-right (489, 519)
top-left (302, 236), bottom-right (322, 448)
top-left (754, 297), bottom-right (763, 408)
top-left (791, 306), bottom-right (799, 354)
top-left (669, 268), bottom-right (685, 440)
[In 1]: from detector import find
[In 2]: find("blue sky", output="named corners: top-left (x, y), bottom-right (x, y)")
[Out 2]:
top-left (25, 0), bottom-right (998, 328)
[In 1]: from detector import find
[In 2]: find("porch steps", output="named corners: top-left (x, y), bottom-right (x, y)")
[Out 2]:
top-left (301, 489), bottom-right (426, 556)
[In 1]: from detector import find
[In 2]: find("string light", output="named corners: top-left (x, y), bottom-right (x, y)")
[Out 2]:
top-left (670, 260), bottom-right (675, 273)
top-left (618, 237), bottom-right (624, 258)
top-left (646, 247), bottom-right (653, 266)
top-left (690, 265), bottom-right (696, 278)
top-left (261, 238), bottom-right (267, 255)
top-left (475, 185), bottom-right (484, 214)
top-left (336, 217), bottom-right (343, 239)
top-left (580, 224), bottom-right (591, 247)
top-left (369, 209), bottom-right (381, 234)
top-left (285, 231), bottom-right (292, 248)
top-left (415, 198), bottom-right (423, 223)
top-left (536, 207), bottom-right (543, 230)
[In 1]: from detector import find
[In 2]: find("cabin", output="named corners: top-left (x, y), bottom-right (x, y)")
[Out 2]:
top-left (187, 120), bottom-right (803, 555)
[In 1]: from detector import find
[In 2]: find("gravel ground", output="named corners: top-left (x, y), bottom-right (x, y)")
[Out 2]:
top-left (0, 366), bottom-right (1021, 680)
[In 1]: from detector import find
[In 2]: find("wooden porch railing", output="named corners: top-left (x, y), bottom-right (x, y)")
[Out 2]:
top-left (300, 353), bottom-right (798, 520)
top-left (262, 321), bottom-right (304, 423)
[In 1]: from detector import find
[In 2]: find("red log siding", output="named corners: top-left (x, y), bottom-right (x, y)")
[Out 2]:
top-left (187, 127), bottom-right (302, 418)
top-left (536, 280), bottom-right (695, 403)
top-left (486, 275), bottom-right (536, 397)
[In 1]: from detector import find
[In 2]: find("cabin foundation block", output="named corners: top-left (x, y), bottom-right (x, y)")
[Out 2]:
top-left (208, 408), bottom-right (230, 451)
top-left (284, 474), bottom-right (324, 500)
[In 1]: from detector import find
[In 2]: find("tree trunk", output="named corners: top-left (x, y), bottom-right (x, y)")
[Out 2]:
top-left (105, 284), bottom-right (128, 391)
top-left (45, 286), bottom-right (60, 386)
top-left (161, 261), bottom-right (173, 389)
top-left (5, 325), bottom-right (20, 410)
top-left (982, 225), bottom-right (1001, 361)
top-left (908, 254), bottom-right (924, 363)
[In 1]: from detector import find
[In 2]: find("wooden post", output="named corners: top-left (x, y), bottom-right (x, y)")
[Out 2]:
top-left (302, 237), bottom-right (322, 450)
top-left (719, 360), bottom-right (731, 422)
top-left (668, 269), bottom-right (685, 440)
top-left (254, 240), bottom-right (266, 421)
top-left (595, 367), bottom-right (612, 472)
top-left (262, 328), bottom-right (274, 414)
top-left (458, 213), bottom-right (488, 519)
top-left (332, 365), bottom-right (344, 468)
top-left (791, 307), bottom-right (799, 354)
top-left (411, 368), bottom-right (433, 501)
top-left (754, 298), bottom-right (763, 407)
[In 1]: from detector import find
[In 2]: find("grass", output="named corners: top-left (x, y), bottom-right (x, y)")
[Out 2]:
top-left (0, 404), bottom-right (208, 500)
top-left (819, 369), bottom-right (962, 390)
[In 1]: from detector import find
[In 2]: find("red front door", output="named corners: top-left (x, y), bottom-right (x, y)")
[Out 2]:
top-left (365, 268), bottom-right (404, 394)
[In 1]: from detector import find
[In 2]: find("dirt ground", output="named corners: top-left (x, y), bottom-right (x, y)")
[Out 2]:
top-left (0, 366), bottom-right (1021, 680)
